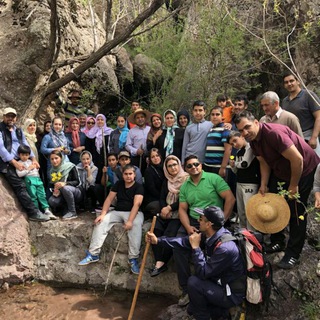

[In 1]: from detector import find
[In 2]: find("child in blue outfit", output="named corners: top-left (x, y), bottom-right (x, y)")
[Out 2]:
top-left (16, 145), bottom-right (56, 220)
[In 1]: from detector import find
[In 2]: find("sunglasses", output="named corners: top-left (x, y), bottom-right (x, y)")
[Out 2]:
top-left (87, 121), bottom-right (95, 125)
top-left (167, 163), bottom-right (178, 168)
top-left (186, 162), bottom-right (200, 169)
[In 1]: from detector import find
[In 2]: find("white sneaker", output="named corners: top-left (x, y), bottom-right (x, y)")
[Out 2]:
top-left (44, 208), bottom-right (58, 220)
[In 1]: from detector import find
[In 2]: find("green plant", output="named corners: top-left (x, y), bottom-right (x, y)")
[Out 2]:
top-left (301, 301), bottom-right (320, 320)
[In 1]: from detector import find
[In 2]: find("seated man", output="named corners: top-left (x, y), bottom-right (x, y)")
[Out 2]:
top-left (146, 206), bottom-right (245, 320)
top-left (175, 155), bottom-right (235, 306)
top-left (78, 164), bottom-right (144, 274)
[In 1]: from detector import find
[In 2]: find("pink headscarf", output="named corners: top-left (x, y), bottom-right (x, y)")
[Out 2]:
top-left (86, 114), bottom-right (113, 153)
top-left (65, 117), bottom-right (81, 148)
top-left (83, 116), bottom-right (95, 135)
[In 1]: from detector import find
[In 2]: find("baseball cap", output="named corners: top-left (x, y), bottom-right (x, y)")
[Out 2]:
top-left (118, 151), bottom-right (130, 159)
top-left (3, 107), bottom-right (17, 116)
top-left (194, 206), bottom-right (225, 227)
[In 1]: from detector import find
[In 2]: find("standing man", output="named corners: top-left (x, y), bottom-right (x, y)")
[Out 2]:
top-left (234, 111), bottom-right (319, 269)
top-left (282, 72), bottom-right (320, 156)
top-left (126, 109), bottom-right (151, 175)
top-left (128, 100), bottom-right (141, 129)
top-left (174, 155), bottom-right (235, 306)
top-left (146, 206), bottom-right (245, 320)
top-left (181, 101), bottom-right (212, 164)
top-left (0, 108), bottom-right (49, 222)
top-left (63, 90), bottom-right (95, 124)
top-left (259, 91), bottom-right (303, 137)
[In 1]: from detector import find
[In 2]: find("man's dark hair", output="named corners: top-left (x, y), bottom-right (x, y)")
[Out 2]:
top-left (233, 110), bottom-right (256, 125)
top-left (192, 100), bottom-right (206, 110)
top-left (209, 106), bottom-right (223, 115)
top-left (234, 94), bottom-right (249, 106)
top-left (184, 155), bottom-right (200, 169)
top-left (283, 71), bottom-right (298, 81)
top-left (18, 144), bottom-right (31, 155)
top-left (227, 130), bottom-right (241, 143)
top-left (107, 152), bottom-right (118, 160)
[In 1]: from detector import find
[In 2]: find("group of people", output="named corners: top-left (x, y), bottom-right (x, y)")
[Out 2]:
top-left (1, 72), bottom-right (320, 320)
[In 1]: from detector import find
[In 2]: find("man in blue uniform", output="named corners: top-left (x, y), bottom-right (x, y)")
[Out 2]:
top-left (146, 206), bottom-right (245, 320)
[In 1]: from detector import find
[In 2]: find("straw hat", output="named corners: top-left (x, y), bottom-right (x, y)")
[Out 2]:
top-left (246, 193), bottom-right (290, 234)
top-left (128, 108), bottom-right (152, 124)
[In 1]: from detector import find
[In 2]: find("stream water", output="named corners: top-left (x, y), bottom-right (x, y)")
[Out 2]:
top-left (0, 282), bottom-right (175, 320)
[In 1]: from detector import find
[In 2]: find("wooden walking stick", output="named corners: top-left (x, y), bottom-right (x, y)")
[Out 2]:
top-left (128, 215), bottom-right (157, 320)
top-left (101, 127), bottom-right (108, 198)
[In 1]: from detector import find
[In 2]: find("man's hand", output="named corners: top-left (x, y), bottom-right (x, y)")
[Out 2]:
top-left (11, 159), bottom-right (25, 171)
top-left (146, 231), bottom-right (158, 245)
top-left (136, 148), bottom-right (144, 156)
top-left (259, 184), bottom-right (268, 196)
top-left (288, 184), bottom-right (299, 198)
top-left (189, 232), bottom-right (201, 249)
top-left (308, 137), bottom-right (317, 149)
top-left (94, 214), bottom-right (105, 225)
top-left (186, 225), bottom-right (199, 235)
top-left (124, 220), bottom-right (133, 230)
top-left (31, 159), bottom-right (40, 169)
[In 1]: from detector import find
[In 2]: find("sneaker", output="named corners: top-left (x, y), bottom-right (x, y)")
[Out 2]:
top-left (44, 208), bottom-right (58, 220)
top-left (78, 251), bottom-right (100, 266)
top-left (29, 211), bottom-right (50, 222)
top-left (128, 258), bottom-right (140, 275)
top-left (178, 293), bottom-right (190, 307)
top-left (277, 255), bottom-right (299, 269)
top-left (62, 212), bottom-right (78, 220)
top-left (264, 242), bottom-right (285, 253)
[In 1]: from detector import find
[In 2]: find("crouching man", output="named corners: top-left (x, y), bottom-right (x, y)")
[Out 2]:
top-left (146, 206), bottom-right (245, 320)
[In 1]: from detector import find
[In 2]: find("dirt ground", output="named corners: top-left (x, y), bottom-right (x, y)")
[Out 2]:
top-left (0, 282), bottom-right (175, 320)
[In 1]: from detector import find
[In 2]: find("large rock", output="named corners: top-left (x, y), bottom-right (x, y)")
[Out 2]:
top-left (0, 177), bottom-right (34, 285)
top-left (29, 213), bottom-right (181, 296)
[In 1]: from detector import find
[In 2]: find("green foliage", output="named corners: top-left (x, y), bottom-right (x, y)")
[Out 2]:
top-left (80, 84), bottom-right (96, 108)
top-left (301, 301), bottom-right (320, 320)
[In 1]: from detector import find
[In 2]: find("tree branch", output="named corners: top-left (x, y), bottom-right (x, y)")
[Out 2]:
top-left (44, 0), bottom-right (166, 96)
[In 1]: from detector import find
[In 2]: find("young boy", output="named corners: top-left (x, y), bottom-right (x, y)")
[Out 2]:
top-left (227, 131), bottom-right (260, 229)
top-left (181, 100), bottom-right (213, 164)
top-left (16, 145), bottom-right (56, 219)
top-left (204, 106), bottom-right (232, 179)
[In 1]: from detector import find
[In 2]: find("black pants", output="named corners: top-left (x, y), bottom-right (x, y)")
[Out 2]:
top-left (268, 168), bottom-right (316, 259)
top-left (152, 218), bottom-right (181, 264)
top-left (2, 164), bottom-right (38, 216)
top-left (173, 216), bottom-right (200, 294)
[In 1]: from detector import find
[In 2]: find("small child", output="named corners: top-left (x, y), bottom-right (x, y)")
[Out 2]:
top-left (16, 145), bottom-right (56, 219)
top-left (227, 131), bottom-right (260, 229)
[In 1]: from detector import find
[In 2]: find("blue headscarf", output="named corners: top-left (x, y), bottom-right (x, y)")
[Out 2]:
top-left (117, 116), bottom-right (129, 150)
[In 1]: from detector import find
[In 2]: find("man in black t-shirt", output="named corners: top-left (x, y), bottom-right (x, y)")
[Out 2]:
top-left (78, 164), bottom-right (144, 274)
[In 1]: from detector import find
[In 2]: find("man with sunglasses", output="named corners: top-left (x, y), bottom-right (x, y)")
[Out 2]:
top-left (173, 155), bottom-right (235, 306)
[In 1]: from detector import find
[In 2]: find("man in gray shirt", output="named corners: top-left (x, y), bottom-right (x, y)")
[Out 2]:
top-left (282, 72), bottom-right (320, 156)
top-left (259, 91), bottom-right (303, 137)
top-left (181, 100), bottom-right (212, 164)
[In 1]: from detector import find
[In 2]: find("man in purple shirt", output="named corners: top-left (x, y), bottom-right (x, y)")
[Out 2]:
top-left (234, 111), bottom-right (319, 269)
top-left (0, 108), bottom-right (49, 222)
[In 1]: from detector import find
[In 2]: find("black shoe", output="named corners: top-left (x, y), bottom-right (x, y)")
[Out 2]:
top-left (150, 264), bottom-right (168, 277)
top-left (264, 243), bottom-right (285, 253)
top-left (277, 255), bottom-right (299, 269)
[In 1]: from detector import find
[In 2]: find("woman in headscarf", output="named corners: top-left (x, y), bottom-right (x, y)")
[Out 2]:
top-left (82, 116), bottom-right (96, 135)
top-left (40, 116), bottom-right (72, 177)
top-left (143, 148), bottom-right (165, 220)
top-left (76, 151), bottom-right (99, 211)
top-left (177, 109), bottom-right (190, 129)
top-left (48, 150), bottom-right (83, 220)
top-left (146, 113), bottom-right (163, 151)
top-left (154, 109), bottom-right (184, 160)
top-left (23, 118), bottom-right (39, 162)
top-left (149, 155), bottom-right (189, 277)
top-left (85, 114), bottom-right (113, 184)
top-left (65, 117), bottom-right (86, 164)
top-left (109, 115), bottom-right (129, 155)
